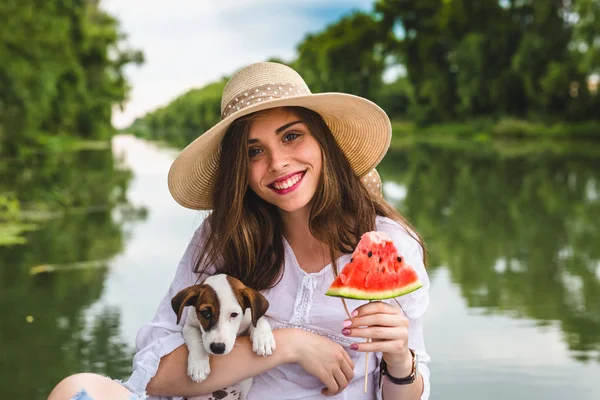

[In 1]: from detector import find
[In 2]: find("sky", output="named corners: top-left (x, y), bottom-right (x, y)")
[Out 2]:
top-left (102, 0), bottom-right (374, 129)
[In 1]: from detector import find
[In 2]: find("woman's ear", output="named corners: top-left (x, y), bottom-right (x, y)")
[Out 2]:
top-left (171, 285), bottom-right (203, 324)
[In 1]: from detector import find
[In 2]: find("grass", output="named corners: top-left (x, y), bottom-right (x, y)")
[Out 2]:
top-left (389, 118), bottom-right (600, 158)
top-left (39, 136), bottom-right (112, 152)
top-left (391, 118), bottom-right (600, 146)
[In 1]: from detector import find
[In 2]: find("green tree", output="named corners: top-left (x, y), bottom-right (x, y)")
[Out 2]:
top-left (294, 11), bottom-right (389, 101)
top-left (0, 0), bottom-right (143, 155)
top-left (376, 0), bottom-right (599, 122)
top-left (376, 0), bottom-right (459, 123)
top-left (571, 0), bottom-right (600, 76)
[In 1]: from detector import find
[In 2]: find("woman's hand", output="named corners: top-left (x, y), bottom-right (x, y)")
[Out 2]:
top-left (342, 301), bottom-right (413, 377)
top-left (289, 328), bottom-right (355, 396)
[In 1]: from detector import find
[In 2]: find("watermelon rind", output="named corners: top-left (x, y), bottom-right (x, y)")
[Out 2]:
top-left (325, 280), bottom-right (423, 300)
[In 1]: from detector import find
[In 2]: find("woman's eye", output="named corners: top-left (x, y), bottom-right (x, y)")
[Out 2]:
top-left (230, 312), bottom-right (239, 318)
top-left (283, 132), bottom-right (300, 142)
top-left (248, 148), bottom-right (261, 158)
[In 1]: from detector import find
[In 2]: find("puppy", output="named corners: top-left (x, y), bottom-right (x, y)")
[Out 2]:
top-left (171, 274), bottom-right (276, 398)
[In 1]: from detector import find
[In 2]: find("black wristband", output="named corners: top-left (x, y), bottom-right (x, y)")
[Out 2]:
top-left (378, 350), bottom-right (417, 387)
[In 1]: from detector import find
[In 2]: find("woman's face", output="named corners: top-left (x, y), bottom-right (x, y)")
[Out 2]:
top-left (246, 108), bottom-right (323, 215)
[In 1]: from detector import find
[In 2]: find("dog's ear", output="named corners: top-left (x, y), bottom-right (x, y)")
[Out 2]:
top-left (171, 285), bottom-right (203, 324)
top-left (240, 287), bottom-right (269, 327)
top-left (227, 276), bottom-right (269, 327)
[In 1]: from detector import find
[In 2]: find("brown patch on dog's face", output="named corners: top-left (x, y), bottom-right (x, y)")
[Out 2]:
top-left (171, 284), bottom-right (220, 331)
top-left (195, 285), bottom-right (220, 331)
top-left (226, 276), bottom-right (269, 327)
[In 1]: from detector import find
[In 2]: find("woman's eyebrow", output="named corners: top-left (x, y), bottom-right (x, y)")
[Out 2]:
top-left (275, 120), bottom-right (303, 134)
top-left (248, 120), bottom-right (303, 144)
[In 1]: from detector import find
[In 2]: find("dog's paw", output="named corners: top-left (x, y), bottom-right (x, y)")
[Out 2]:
top-left (187, 356), bottom-right (211, 382)
top-left (251, 329), bottom-right (276, 356)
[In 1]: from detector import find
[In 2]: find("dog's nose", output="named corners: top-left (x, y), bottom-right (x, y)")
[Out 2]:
top-left (210, 342), bottom-right (226, 354)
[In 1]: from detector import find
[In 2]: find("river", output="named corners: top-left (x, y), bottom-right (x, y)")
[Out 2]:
top-left (1, 134), bottom-right (599, 399)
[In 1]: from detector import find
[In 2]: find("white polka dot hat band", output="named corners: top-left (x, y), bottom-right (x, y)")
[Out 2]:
top-left (168, 62), bottom-right (391, 210)
top-left (221, 82), bottom-right (310, 119)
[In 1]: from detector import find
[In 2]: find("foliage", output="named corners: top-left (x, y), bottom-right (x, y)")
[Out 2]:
top-left (293, 11), bottom-right (389, 101)
top-left (389, 118), bottom-right (600, 145)
top-left (572, 0), bottom-right (600, 76)
top-left (376, 76), bottom-right (414, 117)
top-left (376, 0), bottom-right (599, 122)
top-left (0, 0), bottom-right (143, 156)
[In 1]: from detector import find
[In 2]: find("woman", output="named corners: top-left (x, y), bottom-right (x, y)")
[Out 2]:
top-left (48, 62), bottom-right (431, 400)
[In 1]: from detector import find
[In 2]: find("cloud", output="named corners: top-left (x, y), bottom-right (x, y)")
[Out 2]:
top-left (102, 0), bottom-right (372, 128)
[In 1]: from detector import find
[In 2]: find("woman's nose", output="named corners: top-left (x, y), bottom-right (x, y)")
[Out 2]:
top-left (268, 148), bottom-right (290, 171)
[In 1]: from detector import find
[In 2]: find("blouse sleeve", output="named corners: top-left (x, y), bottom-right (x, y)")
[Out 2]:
top-left (375, 217), bottom-right (432, 400)
top-left (123, 222), bottom-right (214, 397)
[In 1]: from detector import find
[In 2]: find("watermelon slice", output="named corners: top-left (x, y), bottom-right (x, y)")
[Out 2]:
top-left (326, 231), bottom-right (423, 300)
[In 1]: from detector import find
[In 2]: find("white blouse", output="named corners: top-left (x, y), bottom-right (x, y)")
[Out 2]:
top-left (123, 216), bottom-right (431, 400)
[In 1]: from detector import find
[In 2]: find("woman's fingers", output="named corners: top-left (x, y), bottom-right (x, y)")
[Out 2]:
top-left (353, 301), bottom-right (400, 317)
top-left (321, 374), bottom-right (340, 396)
top-left (342, 348), bottom-right (355, 370)
top-left (350, 339), bottom-right (406, 353)
top-left (345, 313), bottom-right (404, 328)
top-left (344, 326), bottom-right (406, 340)
top-left (340, 354), bottom-right (355, 382)
top-left (332, 367), bottom-right (349, 394)
top-left (322, 350), bottom-right (355, 396)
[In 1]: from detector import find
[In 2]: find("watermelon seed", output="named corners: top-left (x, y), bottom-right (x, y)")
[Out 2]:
top-left (397, 256), bottom-right (402, 262)
top-left (379, 257), bottom-right (382, 263)
top-left (350, 258), bottom-right (353, 263)
top-left (368, 251), bottom-right (372, 258)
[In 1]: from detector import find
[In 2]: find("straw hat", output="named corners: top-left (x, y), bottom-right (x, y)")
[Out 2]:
top-left (168, 62), bottom-right (391, 210)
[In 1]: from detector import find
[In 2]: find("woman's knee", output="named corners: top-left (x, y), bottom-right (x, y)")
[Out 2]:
top-left (48, 373), bottom-right (132, 400)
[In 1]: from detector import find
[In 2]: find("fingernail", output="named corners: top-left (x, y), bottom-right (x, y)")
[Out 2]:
top-left (343, 320), bottom-right (352, 327)
top-left (351, 310), bottom-right (358, 317)
top-left (350, 343), bottom-right (358, 350)
top-left (342, 328), bottom-right (351, 336)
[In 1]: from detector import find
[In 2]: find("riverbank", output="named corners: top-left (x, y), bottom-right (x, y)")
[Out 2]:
top-left (391, 118), bottom-right (600, 146)
top-left (124, 117), bottom-right (600, 153)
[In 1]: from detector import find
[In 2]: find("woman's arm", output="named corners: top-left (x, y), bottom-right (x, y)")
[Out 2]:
top-left (146, 329), bottom-right (295, 397)
top-left (146, 327), bottom-right (356, 398)
top-left (381, 359), bottom-right (424, 400)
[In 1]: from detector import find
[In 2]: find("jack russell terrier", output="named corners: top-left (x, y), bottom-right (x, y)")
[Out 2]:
top-left (171, 274), bottom-right (276, 400)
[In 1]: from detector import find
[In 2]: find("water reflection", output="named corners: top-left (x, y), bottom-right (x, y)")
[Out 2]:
top-left (0, 148), bottom-right (146, 398)
top-left (379, 141), bottom-right (600, 362)
top-left (1, 136), bottom-right (600, 399)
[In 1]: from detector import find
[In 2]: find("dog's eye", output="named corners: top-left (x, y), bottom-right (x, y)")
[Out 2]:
top-left (230, 312), bottom-right (239, 318)
top-left (199, 309), bottom-right (211, 319)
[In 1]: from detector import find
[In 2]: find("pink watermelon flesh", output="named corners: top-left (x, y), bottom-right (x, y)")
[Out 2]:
top-left (326, 231), bottom-right (423, 300)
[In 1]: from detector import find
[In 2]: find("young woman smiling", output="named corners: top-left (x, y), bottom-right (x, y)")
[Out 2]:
top-left (48, 62), bottom-right (431, 400)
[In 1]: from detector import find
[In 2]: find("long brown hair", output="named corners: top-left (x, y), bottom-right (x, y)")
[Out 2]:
top-left (194, 106), bottom-right (426, 290)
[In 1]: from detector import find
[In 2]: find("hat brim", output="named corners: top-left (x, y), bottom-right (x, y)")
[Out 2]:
top-left (168, 92), bottom-right (391, 210)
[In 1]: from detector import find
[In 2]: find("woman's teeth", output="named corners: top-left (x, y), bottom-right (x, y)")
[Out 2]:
top-left (272, 173), bottom-right (302, 190)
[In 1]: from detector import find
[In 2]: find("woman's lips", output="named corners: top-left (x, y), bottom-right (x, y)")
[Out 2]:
top-left (269, 171), bottom-right (306, 195)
